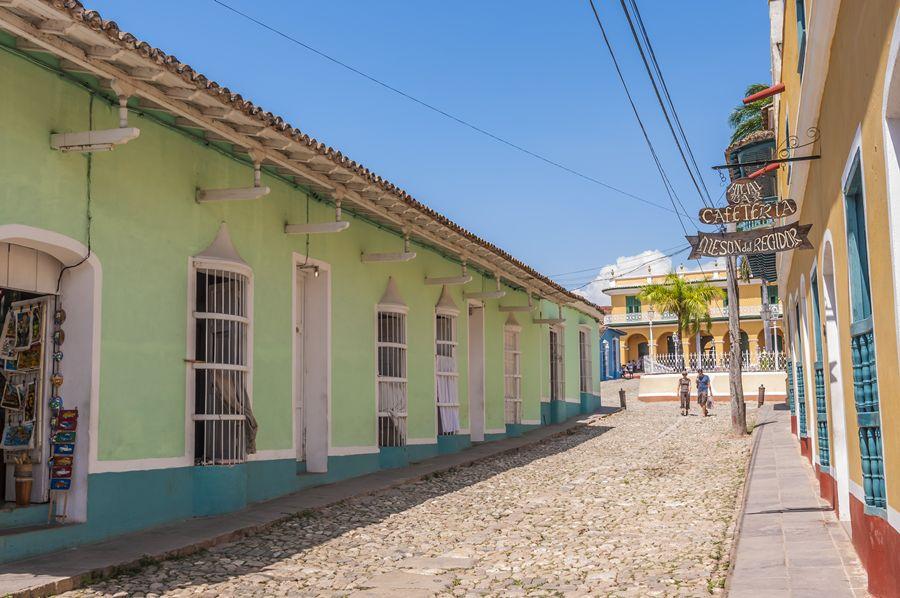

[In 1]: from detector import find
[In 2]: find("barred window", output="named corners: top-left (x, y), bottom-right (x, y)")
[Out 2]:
top-left (504, 327), bottom-right (522, 424)
top-left (192, 263), bottom-right (256, 465)
top-left (377, 309), bottom-right (407, 447)
top-left (435, 313), bottom-right (459, 435)
top-left (579, 329), bottom-right (593, 393)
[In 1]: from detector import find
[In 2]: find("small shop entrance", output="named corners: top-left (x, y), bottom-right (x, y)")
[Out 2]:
top-left (0, 242), bottom-right (63, 516)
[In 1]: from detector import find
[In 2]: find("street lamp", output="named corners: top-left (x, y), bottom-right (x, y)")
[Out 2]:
top-left (647, 306), bottom-right (655, 358)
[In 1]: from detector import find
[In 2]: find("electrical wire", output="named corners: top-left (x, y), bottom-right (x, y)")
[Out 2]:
top-left (550, 241), bottom-right (689, 277)
top-left (566, 245), bottom-right (691, 291)
top-left (623, 0), bottom-right (714, 208)
top-left (55, 94), bottom-right (94, 293)
top-left (585, 0), bottom-right (693, 232)
top-left (210, 0), bottom-right (681, 215)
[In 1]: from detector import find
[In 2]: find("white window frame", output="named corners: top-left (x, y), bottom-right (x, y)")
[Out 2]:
top-left (435, 307), bottom-right (460, 435)
top-left (504, 324), bottom-right (523, 424)
top-left (188, 258), bottom-right (254, 466)
top-left (376, 304), bottom-right (408, 447)
top-left (579, 327), bottom-right (594, 394)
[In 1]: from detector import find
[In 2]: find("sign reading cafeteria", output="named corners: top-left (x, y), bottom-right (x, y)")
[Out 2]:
top-left (686, 222), bottom-right (813, 259)
top-left (698, 198), bottom-right (798, 225)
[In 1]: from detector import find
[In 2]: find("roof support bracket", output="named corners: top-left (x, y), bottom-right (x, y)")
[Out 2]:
top-left (196, 151), bottom-right (271, 203)
top-left (50, 83), bottom-right (140, 152)
top-left (425, 259), bottom-right (472, 286)
top-left (361, 231), bottom-right (417, 263)
top-left (285, 195), bottom-right (351, 234)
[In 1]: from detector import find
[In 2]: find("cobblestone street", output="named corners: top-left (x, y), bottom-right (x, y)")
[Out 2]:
top-left (65, 379), bottom-right (752, 597)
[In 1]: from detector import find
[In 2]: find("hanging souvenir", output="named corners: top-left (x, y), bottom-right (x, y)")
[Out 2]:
top-left (49, 478), bottom-right (71, 491)
top-left (0, 379), bottom-right (24, 410)
top-left (14, 310), bottom-right (32, 350)
top-left (51, 443), bottom-right (74, 456)
top-left (49, 395), bottom-right (63, 410)
top-left (0, 312), bottom-right (15, 359)
top-left (16, 345), bottom-right (41, 370)
top-left (50, 373), bottom-right (63, 388)
top-left (51, 455), bottom-right (73, 467)
top-left (54, 309), bottom-right (66, 325)
top-left (30, 308), bottom-right (41, 343)
top-left (51, 431), bottom-right (75, 444)
top-left (1, 420), bottom-right (35, 449)
top-left (52, 329), bottom-right (65, 345)
top-left (22, 379), bottom-right (36, 419)
top-left (51, 465), bottom-right (72, 478)
top-left (52, 351), bottom-right (63, 362)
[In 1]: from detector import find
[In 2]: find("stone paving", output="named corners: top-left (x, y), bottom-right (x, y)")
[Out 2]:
top-left (62, 379), bottom-right (752, 597)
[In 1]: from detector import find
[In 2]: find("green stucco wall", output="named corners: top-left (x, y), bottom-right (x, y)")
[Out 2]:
top-left (0, 40), bottom-right (599, 465)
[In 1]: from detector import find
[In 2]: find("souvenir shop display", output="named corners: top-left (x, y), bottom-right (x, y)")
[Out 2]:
top-left (46, 302), bottom-right (76, 520)
top-left (0, 299), bottom-right (49, 507)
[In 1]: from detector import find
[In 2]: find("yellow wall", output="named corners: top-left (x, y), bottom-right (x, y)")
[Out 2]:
top-left (776, 0), bottom-right (900, 510)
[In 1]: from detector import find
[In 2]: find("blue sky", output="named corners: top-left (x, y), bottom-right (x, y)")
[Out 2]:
top-left (85, 0), bottom-right (771, 296)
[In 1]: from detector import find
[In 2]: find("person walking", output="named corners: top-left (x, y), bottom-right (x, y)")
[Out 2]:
top-left (677, 371), bottom-right (691, 416)
top-left (696, 368), bottom-right (713, 417)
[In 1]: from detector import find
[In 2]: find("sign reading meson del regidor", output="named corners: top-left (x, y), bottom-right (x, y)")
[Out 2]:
top-left (686, 223), bottom-right (813, 259)
top-left (698, 198), bottom-right (797, 225)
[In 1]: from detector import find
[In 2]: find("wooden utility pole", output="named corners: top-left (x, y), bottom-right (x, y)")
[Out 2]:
top-left (726, 256), bottom-right (747, 435)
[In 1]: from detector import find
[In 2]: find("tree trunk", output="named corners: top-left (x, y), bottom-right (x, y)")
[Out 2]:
top-left (677, 322), bottom-right (684, 370)
top-left (726, 256), bottom-right (747, 435)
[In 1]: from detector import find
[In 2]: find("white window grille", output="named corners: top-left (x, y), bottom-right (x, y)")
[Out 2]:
top-left (504, 327), bottom-right (522, 424)
top-left (549, 326), bottom-right (565, 401)
top-left (377, 309), bottom-right (407, 447)
top-left (191, 263), bottom-right (256, 465)
top-left (435, 313), bottom-right (460, 435)
top-left (579, 329), bottom-right (594, 393)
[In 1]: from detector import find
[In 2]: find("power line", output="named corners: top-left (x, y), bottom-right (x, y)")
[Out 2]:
top-left (568, 245), bottom-right (690, 291)
top-left (628, 0), bottom-right (713, 206)
top-left (209, 0), bottom-right (680, 216)
top-left (585, 0), bottom-right (693, 233)
top-left (550, 241), bottom-right (688, 277)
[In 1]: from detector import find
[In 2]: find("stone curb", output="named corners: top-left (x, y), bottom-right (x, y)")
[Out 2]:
top-left (9, 409), bottom-right (620, 598)
top-left (722, 404), bottom-right (770, 594)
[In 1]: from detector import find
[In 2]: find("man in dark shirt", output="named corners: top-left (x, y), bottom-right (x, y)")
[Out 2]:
top-left (696, 369), bottom-right (713, 417)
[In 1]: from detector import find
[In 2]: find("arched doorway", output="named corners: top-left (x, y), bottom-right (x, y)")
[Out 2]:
top-left (822, 237), bottom-right (851, 521)
top-left (0, 225), bottom-right (99, 524)
top-left (625, 333), bottom-right (648, 371)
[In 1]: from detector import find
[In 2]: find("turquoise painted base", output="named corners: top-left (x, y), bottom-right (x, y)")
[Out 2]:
top-left (505, 423), bottom-right (539, 437)
top-left (378, 447), bottom-right (410, 469)
top-left (0, 425), bottom-right (546, 564)
top-left (437, 434), bottom-right (471, 454)
top-left (0, 503), bottom-right (51, 531)
top-left (540, 402), bottom-right (552, 425)
top-left (580, 392), bottom-right (602, 414)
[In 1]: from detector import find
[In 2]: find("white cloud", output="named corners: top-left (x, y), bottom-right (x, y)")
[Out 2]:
top-left (571, 250), bottom-right (725, 306)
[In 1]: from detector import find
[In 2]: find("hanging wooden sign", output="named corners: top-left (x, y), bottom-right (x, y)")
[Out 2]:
top-left (725, 177), bottom-right (764, 205)
top-left (686, 223), bottom-right (813, 259)
top-left (698, 198), bottom-right (797, 225)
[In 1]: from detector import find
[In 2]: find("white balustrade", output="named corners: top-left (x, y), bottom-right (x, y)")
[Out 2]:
top-left (643, 350), bottom-right (786, 375)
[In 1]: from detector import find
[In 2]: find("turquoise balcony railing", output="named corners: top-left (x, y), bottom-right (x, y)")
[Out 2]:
top-left (796, 362), bottom-right (807, 437)
top-left (786, 360), bottom-right (795, 413)
top-left (850, 320), bottom-right (886, 511)
top-left (814, 361), bottom-right (829, 468)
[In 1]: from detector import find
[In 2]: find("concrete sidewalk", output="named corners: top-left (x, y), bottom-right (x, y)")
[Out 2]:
top-left (0, 407), bottom-right (619, 598)
top-left (728, 405), bottom-right (868, 597)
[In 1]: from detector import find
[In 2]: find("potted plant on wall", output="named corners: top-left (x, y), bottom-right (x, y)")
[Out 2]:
top-left (13, 452), bottom-right (33, 506)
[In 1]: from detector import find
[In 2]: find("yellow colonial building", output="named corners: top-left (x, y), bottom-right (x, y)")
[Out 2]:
top-left (602, 267), bottom-right (784, 371)
top-left (768, 0), bottom-right (900, 593)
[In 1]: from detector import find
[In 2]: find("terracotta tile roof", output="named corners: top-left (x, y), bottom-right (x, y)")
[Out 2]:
top-left (0, 0), bottom-right (604, 317)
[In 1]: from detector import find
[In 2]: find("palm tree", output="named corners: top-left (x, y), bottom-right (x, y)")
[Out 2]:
top-left (639, 273), bottom-right (725, 368)
top-left (728, 83), bottom-right (773, 143)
